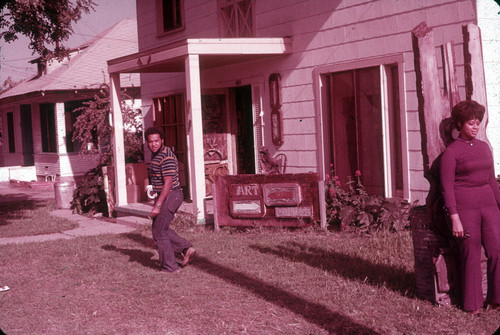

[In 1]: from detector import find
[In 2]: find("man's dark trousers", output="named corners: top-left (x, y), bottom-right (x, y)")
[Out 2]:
top-left (152, 188), bottom-right (191, 272)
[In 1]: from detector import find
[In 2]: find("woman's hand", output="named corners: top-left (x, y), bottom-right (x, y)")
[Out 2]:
top-left (450, 213), bottom-right (465, 238)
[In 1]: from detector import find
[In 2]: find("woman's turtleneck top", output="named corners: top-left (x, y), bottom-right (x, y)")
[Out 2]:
top-left (440, 136), bottom-right (500, 215)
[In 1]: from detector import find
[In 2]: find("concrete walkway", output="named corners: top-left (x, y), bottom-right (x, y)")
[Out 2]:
top-left (0, 182), bottom-right (138, 246)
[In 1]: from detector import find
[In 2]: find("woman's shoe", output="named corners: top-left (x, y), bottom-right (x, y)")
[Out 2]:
top-left (487, 302), bottom-right (500, 310)
top-left (466, 309), bottom-right (481, 316)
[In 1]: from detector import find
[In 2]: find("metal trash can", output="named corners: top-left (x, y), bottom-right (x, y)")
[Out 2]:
top-left (54, 181), bottom-right (75, 209)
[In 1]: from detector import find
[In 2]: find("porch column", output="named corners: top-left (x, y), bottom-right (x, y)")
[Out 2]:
top-left (110, 73), bottom-right (127, 206)
top-left (185, 54), bottom-right (206, 223)
top-left (55, 102), bottom-right (67, 155)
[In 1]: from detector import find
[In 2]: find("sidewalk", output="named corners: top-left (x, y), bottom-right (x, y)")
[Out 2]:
top-left (0, 182), bottom-right (138, 245)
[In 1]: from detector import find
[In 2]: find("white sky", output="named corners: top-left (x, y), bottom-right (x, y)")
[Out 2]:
top-left (0, 0), bottom-right (136, 83)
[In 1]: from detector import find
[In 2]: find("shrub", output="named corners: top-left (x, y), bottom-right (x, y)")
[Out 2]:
top-left (324, 169), bottom-right (415, 233)
top-left (71, 166), bottom-right (108, 216)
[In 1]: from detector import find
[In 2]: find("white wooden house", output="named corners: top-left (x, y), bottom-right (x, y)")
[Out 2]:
top-left (108, 0), bottom-right (500, 223)
top-left (0, 19), bottom-right (140, 182)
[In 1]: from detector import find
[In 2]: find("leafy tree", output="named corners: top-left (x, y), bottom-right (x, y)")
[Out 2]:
top-left (0, 76), bottom-right (20, 94)
top-left (72, 83), bottom-right (143, 165)
top-left (70, 83), bottom-right (143, 216)
top-left (0, 0), bottom-right (96, 62)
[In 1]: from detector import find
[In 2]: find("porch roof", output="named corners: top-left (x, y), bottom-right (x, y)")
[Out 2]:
top-left (107, 37), bottom-right (292, 74)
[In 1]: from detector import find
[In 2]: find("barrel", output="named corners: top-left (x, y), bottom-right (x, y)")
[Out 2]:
top-left (54, 181), bottom-right (75, 209)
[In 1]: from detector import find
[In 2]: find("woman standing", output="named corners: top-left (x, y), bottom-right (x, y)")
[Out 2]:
top-left (440, 100), bottom-right (500, 314)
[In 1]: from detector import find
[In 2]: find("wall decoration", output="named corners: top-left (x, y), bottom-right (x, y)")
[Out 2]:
top-left (269, 73), bottom-right (283, 146)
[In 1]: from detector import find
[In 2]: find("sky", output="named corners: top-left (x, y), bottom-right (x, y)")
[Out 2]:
top-left (0, 0), bottom-right (137, 83)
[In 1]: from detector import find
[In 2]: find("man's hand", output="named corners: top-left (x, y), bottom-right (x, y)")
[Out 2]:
top-left (150, 206), bottom-right (161, 218)
top-left (149, 176), bottom-right (173, 219)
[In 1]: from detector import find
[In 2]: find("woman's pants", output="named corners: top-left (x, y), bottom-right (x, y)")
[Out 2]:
top-left (457, 205), bottom-right (500, 311)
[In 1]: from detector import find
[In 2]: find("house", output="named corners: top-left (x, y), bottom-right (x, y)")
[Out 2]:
top-left (107, 0), bottom-right (500, 223)
top-left (0, 18), bottom-right (140, 182)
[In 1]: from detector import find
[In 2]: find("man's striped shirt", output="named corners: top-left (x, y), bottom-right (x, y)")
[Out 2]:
top-left (149, 146), bottom-right (180, 193)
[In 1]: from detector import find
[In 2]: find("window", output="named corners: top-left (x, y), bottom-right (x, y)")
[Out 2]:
top-left (153, 94), bottom-right (186, 164)
top-left (157, 0), bottom-right (183, 34)
top-left (64, 100), bottom-right (84, 153)
top-left (7, 112), bottom-right (15, 153)
top-left (40, 103), bottom-right (57, 153)
top-left (153, 94), bottom-right (188, 191)
top-left (326, 64), bottom-right (403, 197)
top-left (219, 0), bottom-right (254, 37)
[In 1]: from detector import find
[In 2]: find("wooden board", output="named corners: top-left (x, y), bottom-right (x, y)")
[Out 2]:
top-left (213, 173), bottom-right (320, 230)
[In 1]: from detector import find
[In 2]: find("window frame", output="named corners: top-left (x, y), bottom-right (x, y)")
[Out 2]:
top-left (218, 0), bottom-right (255, 38)
top-left (314, 55), bottom-right (409, 199)
top-left (152, 94), bottom-right (186, 152)
top-left (156, 0), bottom-right (184, 37)
top-left (39, 103), bottom-right (57, 153)
top-left (7, 111), bottom-right (15, 153)
top-left (64, 100), bottom-right (85, 153)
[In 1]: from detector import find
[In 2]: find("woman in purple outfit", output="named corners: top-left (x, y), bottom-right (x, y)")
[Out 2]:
top-left (440, 100), bottom-right (500, 314)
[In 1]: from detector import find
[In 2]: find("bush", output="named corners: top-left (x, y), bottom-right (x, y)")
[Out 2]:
top-left (71, 166), bottom-right (108, 216)
top-left (324, 169), bottom-right (415, 233)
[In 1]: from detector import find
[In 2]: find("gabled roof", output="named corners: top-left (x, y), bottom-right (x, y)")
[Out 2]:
top-left (0, 18), bottom-right (140, 101)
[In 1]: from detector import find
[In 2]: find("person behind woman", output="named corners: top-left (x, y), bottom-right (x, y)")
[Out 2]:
top-left (440, 100), bottom-right (500, 314)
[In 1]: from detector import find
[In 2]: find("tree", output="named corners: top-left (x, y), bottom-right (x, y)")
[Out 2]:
top-left (70, 83), bottom-right (143, 216)
top-left (0, 0), bottom-right (96, 62)
top-left (0, 76), bottom-right (21, 95)
top-left (71, 83), bottom-right (143, 165)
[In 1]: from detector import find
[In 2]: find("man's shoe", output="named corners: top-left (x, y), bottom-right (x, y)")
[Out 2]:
top-left (181, 247), bottom-right (196, 267)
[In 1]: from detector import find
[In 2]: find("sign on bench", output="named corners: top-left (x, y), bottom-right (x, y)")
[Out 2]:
top-left (213, 173), bottom-right (319, 229)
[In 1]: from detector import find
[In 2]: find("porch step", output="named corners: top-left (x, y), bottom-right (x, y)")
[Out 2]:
top-left (114, 200), bottom-right (213, 224)
top-left (116, 216), bottom-right (151, 228)
top-left (115, 202), bottom-right (152, 218)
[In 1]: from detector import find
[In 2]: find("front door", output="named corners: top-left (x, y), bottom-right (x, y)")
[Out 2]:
top-left (232, 85), bottom-right (254, 174)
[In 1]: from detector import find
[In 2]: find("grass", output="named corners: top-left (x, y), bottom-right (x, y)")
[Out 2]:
top-left (0, 202), bottom-right (498, 334)
top-left (0, 197), bottom-right (78, 238)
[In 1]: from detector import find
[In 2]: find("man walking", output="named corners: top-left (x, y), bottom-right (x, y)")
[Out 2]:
top-left (145, 126), bottom-right (196, 273)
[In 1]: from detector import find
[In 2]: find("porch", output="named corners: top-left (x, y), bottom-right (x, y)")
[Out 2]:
top-left (107, 37), bottom-right (292, 224)
top-left (114, 198), bottom-right (215, 227)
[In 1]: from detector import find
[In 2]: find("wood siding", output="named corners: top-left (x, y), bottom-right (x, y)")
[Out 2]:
top-left (135, 0), bottom-right (499, 204)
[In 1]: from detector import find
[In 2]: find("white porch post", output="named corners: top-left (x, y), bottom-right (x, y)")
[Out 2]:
top-left (55, 102), bottom-right (67, 154)
top-left (110, 73), bottom-right (127, 206)
top-left (185, 54), bottom-right (206, 223)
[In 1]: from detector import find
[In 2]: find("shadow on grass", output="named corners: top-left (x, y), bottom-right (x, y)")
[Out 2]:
top-left (0, 194), bottom-right (53, 226)
top-left (251, 242), bottom-right (416, 298)
top-left (102, 244), bottom-right (158, 270)
top-left (193, 255), bottom-right (380, 334)
top-left (123, 233), bottom-right (380, 334)
top-left (124, 232), bottom-right (156, 249)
